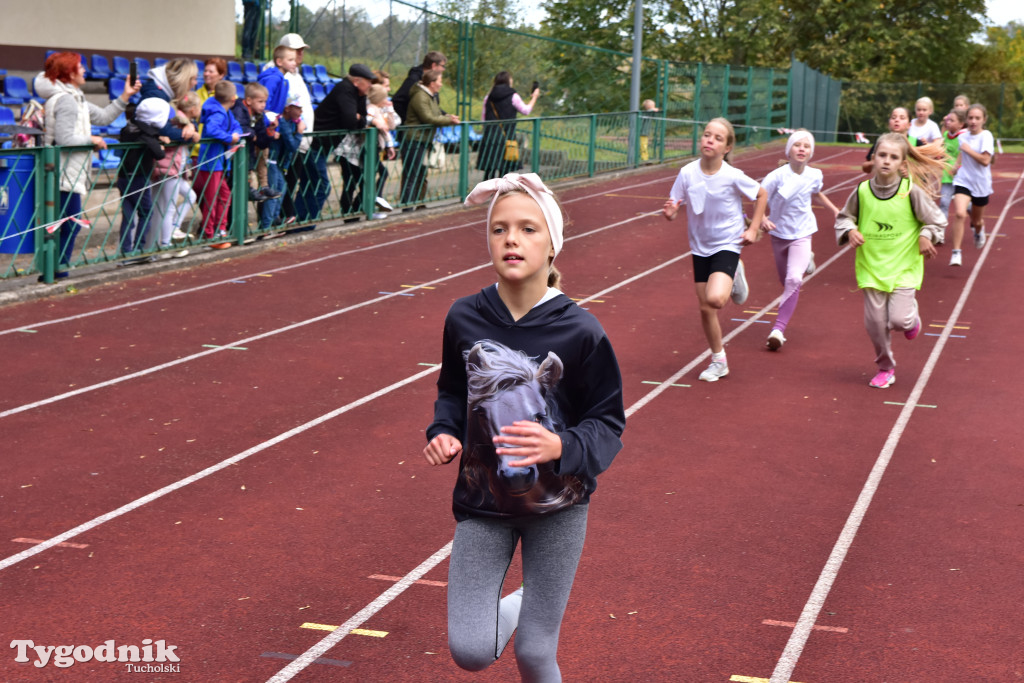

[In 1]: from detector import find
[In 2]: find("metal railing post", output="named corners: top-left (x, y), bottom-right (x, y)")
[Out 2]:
top-left (38, 147), bottom-right (58, 282)
top-left (458, 123), bottom-right (469, 200)
top-left (531, 117), bottom-right (540, 174)
top-left (231, 140), bottom-right (248, 245)
top-left (363, 128), bottom-right (378, 217)
top-left (588, 114), bottom-right (597, 177)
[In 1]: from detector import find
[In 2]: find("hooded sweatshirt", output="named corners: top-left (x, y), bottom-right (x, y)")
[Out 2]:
top-left (426, 285), bottom-right (625, 521)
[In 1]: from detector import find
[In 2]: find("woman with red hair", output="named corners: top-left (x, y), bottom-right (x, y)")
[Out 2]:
top-left (33, 52), bottom-right (141, 275)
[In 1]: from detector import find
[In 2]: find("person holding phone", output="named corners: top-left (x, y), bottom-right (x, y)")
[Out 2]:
top-left (33, 52), bottom-right (142, 277)
top-left (477, 71), bottom-right (540, 180)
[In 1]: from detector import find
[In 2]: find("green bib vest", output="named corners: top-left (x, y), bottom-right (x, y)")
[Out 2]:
top-left (855, 178), bottom-right (925, 292)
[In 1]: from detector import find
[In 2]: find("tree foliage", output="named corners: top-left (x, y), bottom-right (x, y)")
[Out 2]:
top-left (540, 0), bottom-right (987, 83)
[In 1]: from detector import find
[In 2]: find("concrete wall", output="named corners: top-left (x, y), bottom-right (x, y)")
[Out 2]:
top-left (0, 0), bottom-right (236, 71)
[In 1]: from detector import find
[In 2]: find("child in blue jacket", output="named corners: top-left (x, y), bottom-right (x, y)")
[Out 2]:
top-left (194, 81), bottom-right (241, 241)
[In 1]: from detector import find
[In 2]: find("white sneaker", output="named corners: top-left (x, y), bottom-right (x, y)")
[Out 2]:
top-left (766, 329), bottom-right (786, 351)
top-left (804, 252), bottom-right (816, 275)
top-left (949, 250), bottom-right (962, 266)
top-left (172, 228), bottom-right (188, 241)
top-left (375, 196), bottom-right (394, 212)
top-left (731, 260), bottom-right (749, 305)
top-left (699, 360), bottom-right (729, 382)
top-left (974, 227), bottom-right (986, 249)
top-left (370, 212), bottom-right (388, 220)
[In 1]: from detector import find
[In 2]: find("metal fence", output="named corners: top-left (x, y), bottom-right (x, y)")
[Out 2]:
top-left (0, 108), bottom-right (767, 283)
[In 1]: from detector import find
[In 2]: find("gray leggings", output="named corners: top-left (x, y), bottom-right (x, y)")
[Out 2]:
top-left (448, 503), bottom-right (588, 682)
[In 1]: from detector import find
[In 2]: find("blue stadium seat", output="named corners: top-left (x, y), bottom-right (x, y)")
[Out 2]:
top-left (87, 54), bottom-right (112, 81)
top-left (309, 82), bottom-right (326, 104)
top-left (154, 58), bottom-right (168, 68)
top-left (314, 64), bottom-right (335, 85)
top-left (1, 76), bottom-right (31, 105)
top-left (108, 79), bottom-right (140, 104)
top-left (233, 81), bottom-right (245, 98)
top-left (243, 61), bottom-right (259, 83)
top-left (92, 138), bottom-right (122, 171)
top-left (134, 57), bottom-right (151, 76)
top-left (0, 107), bottom-right (15, 125)
top-left (227, 61), bottom-right (243, 82)
top-left (93, 111), bottom-right (126, 137)
top-left (112, 56), bottom-right (131, 78)
top-left (300, 64), bottom-right (316, 84)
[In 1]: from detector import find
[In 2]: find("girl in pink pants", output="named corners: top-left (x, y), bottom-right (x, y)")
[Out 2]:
top-left (759, 130), bottom-right (840, 350)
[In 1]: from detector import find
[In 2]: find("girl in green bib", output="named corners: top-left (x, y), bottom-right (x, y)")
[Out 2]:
top-left (835, 133), bottom-right (948, 389)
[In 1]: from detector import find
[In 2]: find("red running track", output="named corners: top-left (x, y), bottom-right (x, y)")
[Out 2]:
top-left (1, 145), bottom-right (1022, 682)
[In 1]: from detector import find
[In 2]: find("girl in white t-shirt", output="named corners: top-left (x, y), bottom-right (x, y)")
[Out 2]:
top-left (759, 130), bottom-right (840, 350)
top-left (663, 117), bottom-right (767, 382)
top-left (952, 103), bottom-right (995, 256)
top-left (909, 97), bottom-right (942, 144)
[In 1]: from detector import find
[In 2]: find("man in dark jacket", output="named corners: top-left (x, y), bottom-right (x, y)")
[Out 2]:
top-left (313, 63), bottom-right (386, 221)
top-left (392, 51), bottom-right (447, 123)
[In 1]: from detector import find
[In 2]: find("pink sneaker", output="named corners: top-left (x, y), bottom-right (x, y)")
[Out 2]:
top-left (869, 369), bottom-right (896, 389)
top-left (904, 317), bottom-right (921, 340)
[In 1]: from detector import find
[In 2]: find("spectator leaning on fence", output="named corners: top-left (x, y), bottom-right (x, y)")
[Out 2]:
top-left (34, 52), bottom-right (142, 278)
top-left (140, 58), bottom-right (199, 143)
top-left (266, 33), bottom-right (319, 225)
top-left (314, 63), bottom-right (389, 222)
top-left (400, 69), bottom-right (460, 210)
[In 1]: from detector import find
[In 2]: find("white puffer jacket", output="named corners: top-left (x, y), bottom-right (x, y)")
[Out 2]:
top-left (34, 73), bottom-right (127, 195)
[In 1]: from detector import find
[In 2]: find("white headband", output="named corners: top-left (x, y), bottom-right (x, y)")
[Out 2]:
top-left (785, 130), bottom-right (815, 160)
top-left (464, 172), bottom-right (563, 258)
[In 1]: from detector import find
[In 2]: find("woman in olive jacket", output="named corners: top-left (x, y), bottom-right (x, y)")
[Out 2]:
top-left (400, 69), bottom-right (459, 208)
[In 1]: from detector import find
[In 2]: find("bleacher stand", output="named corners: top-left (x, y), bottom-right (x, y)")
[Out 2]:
top-left (1, 76), bottom-right (31, 105)
top-left (314, 64), bottom-right (337, 86)
top-left (300, 64), bottom-right (316, 84)
top-left (227, 61), bottom-right (244, 83)
top-left (112, 56), bottom-right (131, 79)
top-left (88, 54), bottom-right (112, 81)
top-left (243, 61), bottom-right (259, 83)
top-left (309, 82), bottom-right (326, 105)
top-left (134, 57), bottom-right (151, 75)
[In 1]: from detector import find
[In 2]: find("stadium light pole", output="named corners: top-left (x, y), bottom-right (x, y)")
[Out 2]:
top-left (627, 0), bottom-right (643, 165)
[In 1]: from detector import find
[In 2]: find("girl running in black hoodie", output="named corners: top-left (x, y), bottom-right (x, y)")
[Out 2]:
top-left (424, 173), bottom-right (625, 681)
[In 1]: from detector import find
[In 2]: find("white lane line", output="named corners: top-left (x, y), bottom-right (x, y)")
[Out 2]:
top-left (264, 541), bottom-right (454, 683)
top-left (0, 141), bottom-right (802, 339)
top-left (0, 364), bottom-right (439, 573)
top-left (0, 211), bottom-right (658, 420)
top-left (0, 242), bottom-right (698, 573)
top-left (0, 172), bottom-right (683, 338)
top-left (264, 243), bottom-right (856, 683)
top-left (768, 166), bottom-right (1024, 683)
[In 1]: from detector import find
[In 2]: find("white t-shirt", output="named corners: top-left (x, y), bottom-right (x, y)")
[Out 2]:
top-left (953, 129), bottom-right (994, 197)
top-left (669, 160), bottom-right (761, 256)
top-left (908, 118), bottom-right (941, 144)
top-left (761, 164), bottom-right (823, 240)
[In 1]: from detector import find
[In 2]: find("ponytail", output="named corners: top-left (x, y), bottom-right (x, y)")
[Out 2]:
top-left (876, 133), bottom-right (948, 199)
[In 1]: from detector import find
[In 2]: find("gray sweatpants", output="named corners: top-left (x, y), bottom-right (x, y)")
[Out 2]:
top-left (863, 287), bottom-right (919, 371)
top-left (447, 503), bottom-right (588, 682)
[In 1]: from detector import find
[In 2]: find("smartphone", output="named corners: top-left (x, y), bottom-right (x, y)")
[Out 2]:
top-left (531, 80), bottom-right (539, 93)
top-left (129, 61), bottom-right (137, 87)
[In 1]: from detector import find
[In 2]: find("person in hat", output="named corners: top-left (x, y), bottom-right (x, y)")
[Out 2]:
top-left (312, 63), bottom-right (392, 222)
top-left (268, 33), bottom-right (319, 225)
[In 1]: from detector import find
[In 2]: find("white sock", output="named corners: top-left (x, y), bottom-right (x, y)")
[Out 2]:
top-left (496, 587), bottom-right (524, 655)
top-left (711, 350), bottom-right (727, 364)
